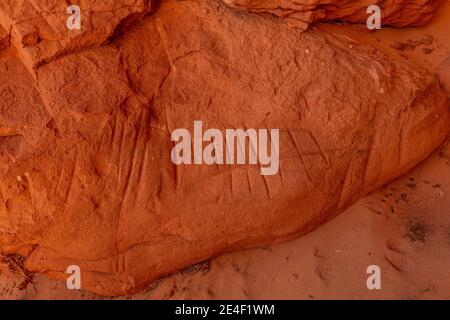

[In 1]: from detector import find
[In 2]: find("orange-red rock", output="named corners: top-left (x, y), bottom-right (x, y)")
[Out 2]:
top-left (223, 0), bottom-right (443, 29)
top-left (0, 0), bottom-right (448, 296)
top-left (0, 26), bottom-right (8, 50)
top-left (0, 0), bottom-right (153, 72)
top-left (438, 56), bottom-right (450, 97)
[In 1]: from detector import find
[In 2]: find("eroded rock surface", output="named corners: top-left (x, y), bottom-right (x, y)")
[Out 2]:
top-left (223, 0), bottom-right (443, 29)
top-left (0, 26), bottom-right (9, 50)
top-left (0, 0), bottom-right (448, 295)
top-left (0, 0), bottom-right (153, 72)
top-left (438, 56), bottom-right (450, 98)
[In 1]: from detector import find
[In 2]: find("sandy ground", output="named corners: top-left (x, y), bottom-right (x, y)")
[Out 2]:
top-left (1, 2), bottom-right (449, 300)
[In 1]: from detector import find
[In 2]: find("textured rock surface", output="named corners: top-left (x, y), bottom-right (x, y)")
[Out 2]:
top-left (223, 0), bottom-right (443, 30)
top-left (438, 56), bottom-right (450, 97)
top-left (0, 26), bottom-right (9, 50)
top-left (0, 0), bottom-right (448, 295)
top-left (0, 0), bottom-right (153, 72)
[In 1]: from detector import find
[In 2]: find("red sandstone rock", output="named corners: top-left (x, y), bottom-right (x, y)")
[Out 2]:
top-left (0, 26), bottom-right (8, 50)
top-left (0, 0), bottom-right (449, 296)
top-left (223, 0), bottom-right (443, 29)
top-left (0, 0), bottom-right (153, 72)
top-left (438, 56), bottom-right (450, 97)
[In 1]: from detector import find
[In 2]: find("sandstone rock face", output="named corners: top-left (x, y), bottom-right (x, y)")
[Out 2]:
top-left (223, 0), bottom-right (443, 29)
top-left (438, 56), bottom-right (450, 98)
top-left (0, 0), bottom-right (153, 72)
top-left (0, 26), bottom-right (8, 50)
top-left (0, 0), bottom-right (448, 295)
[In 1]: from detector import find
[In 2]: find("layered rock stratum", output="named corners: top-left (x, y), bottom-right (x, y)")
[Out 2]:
top-left (0, 0), bottom-right (448, 295)
top-left (223, 0), bottom-right (443, 29)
